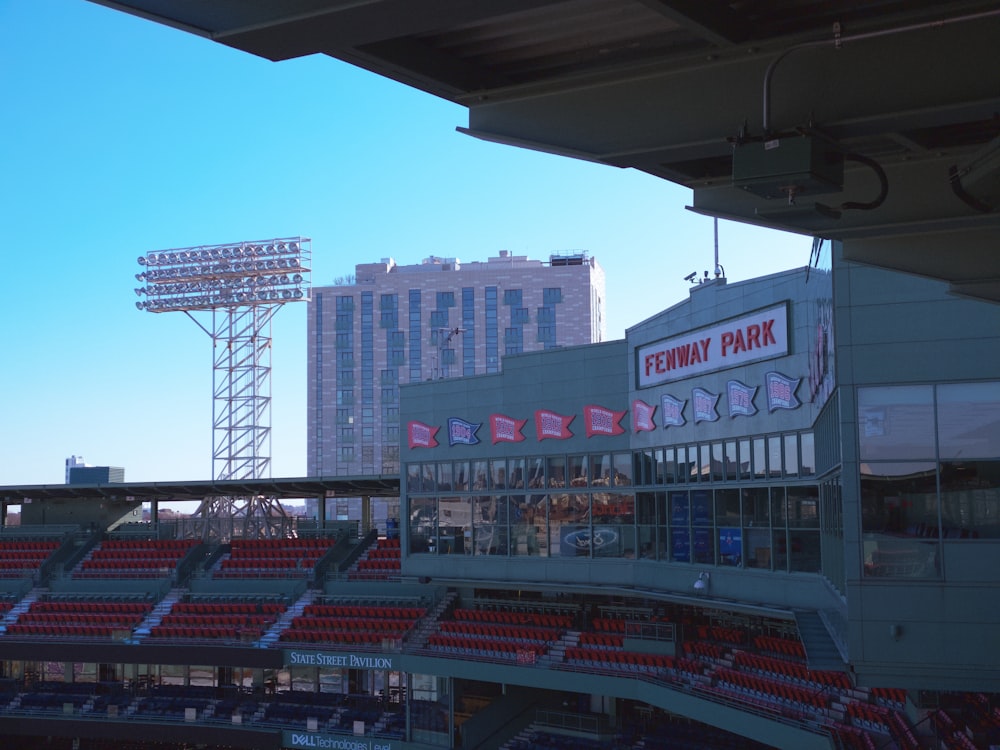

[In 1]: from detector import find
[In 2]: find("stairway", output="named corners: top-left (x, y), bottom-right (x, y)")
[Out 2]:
top-left (131, 587), bottom-right (185, 643)
top-left (408, 590), bottom-right (458, 649)
top-left (258, 588), bottom-right (317, 648)
top-left (795, 610), bottom-right (847, 673)
top-left (0, 586), bottom-right (45, 633)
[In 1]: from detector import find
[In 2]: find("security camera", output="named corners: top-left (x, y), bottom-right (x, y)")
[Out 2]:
top-left (684, 272), bottom-right (697, 282)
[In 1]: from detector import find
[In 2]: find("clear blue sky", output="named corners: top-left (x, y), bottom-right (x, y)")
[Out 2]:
top-left (0, 0), bottom-right (811, 486)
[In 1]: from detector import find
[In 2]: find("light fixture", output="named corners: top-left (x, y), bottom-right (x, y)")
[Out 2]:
top-left (693, 572), bottom-right (710, 593)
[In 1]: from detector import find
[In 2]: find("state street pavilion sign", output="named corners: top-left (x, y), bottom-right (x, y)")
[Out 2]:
top-left (285, 650), bottom-right (396, 671)
top-left (636, 302), bottom-right (789, 388)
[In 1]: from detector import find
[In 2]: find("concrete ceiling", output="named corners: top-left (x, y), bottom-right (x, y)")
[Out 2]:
top-left (90, 1), bottom-right (1000, 301)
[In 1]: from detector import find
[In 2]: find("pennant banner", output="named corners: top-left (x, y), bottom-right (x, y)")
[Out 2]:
top-left (727, 380), bottom-right (758, 418)
top-left (766, 371), bottom-right (802, 411)
top-left (407, 421), bottom-right (440, 449)
top-left (490, 414), bottom-right (527, 444)
top-left (534, 409), bottom-right (574, 441)
top-left (660, 394), bottom-right (687, 428)
top-left (584, 404), bottom-right (626, 438)
top-left (692, 388), bottom-right (720, 423)
top-left (447, 417), bottom-right (481, 446)
top-left (632, 399), bottom-right (657, 432)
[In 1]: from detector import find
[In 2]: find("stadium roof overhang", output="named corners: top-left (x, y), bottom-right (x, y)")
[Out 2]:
top-left (0, 476), bottom-right (399, 503)
top-left (90, 0), bottom-right (1000, 303)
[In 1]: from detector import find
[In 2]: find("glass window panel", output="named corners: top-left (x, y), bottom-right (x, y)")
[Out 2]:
top-left (801, 433), bottom-right (816, 476)
top-left (590, 454), bottom-right (611, 486)
top-left (768, 436), bottom-right (783, 478)
top-left (473, 496), bottom-right (509, 556)
top-left (940, 459), bottom-right (1000, 538)
top-left (472, 460), bottom-right (489, 491)
top-left (786, 485), bottom-right (820, 528)
top-left (570, 455), bottom-right (589, 487)
top-left (663, 447), bottom-right (676, 484)
top-left (508, 457), bottom-right (525, 489)
top-left (698, 444), bottom-right (711, 482)
top-left (612, 453), bottom-right (632, 486)
top-left (861, 461), bottom-right (939, 536)
top-left (490, 459), bottom-right (508, 489)
top-left (738, 439), bottom-right (751, 480)
top-left (711, 443), bottom-right (725, 481)
top-left (438, 496), bottom-right (470, 555)
top-left (753, 438), bottom-right (766, 479)
top-left (937, 382), bottom-right (1000, 459)
top-left (453, 460), bottom-right (470, 491)
top-left (546, 456), bottom-right (566, 489)
top-left (409, 497), bottom-right (437, 553)
top-left (858, 385), bottom-right (935, 461)
top-left (784, 434), bottom-right (799, 477)
top-left (653, 448), bottom-right (665, 484)
top-left (788, 531), bottom-right (821, 573)
top-left (772, 530), bottom-right (788, 572)
top-left (691, 489), bottom-right (712, 526)
top-left (527, 458), bottom-right (546, 490)
top-left (724, 441), bottom-right (738, 480)
top-left (715, 488), bottom-right (741, 526)
top-left (770, 486), bottom-right (787, 528)
top-left (437, 462), bottom-right (453, 491)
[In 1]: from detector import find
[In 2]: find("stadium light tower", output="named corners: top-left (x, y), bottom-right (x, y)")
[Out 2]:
top-left (136, 237), bottom-right (311, 539)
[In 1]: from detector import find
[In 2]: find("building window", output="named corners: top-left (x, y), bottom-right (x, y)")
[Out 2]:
top-left (503, 289), bottom-right (522, 306)
top-left (436, 291), bottom-right (455, 308)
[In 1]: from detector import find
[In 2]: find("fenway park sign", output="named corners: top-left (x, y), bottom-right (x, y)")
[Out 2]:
top-left (636, 303), bottom-right (789, 388)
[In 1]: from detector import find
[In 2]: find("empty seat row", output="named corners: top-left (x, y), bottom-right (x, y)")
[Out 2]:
top-left (356, 559), bottom-right (401, 571)
top-left (160, 613), bottom-right (276, 628)
top-left (18, 612), bottom-right (145, 627)
top-left (6, 623), bottom-right (125, 638)
top-left (279, 629), bottom-right (404, 644)
top-left (367, 548), bottom-right (401, 560)
top-left (0, 540), bottom-right (60, 551)
top-left (377, 538), bottom-right (400, 549)
top-left (715, 667), bottom-right (829, 710)
top-left (752, 634), bottom-right (807, 661)
top-left (303, 604), bottom-right (425, 619)
top-left (100, 539), bottom-right (196, 550)
top-left (733, 650), bottom-right (851, 690)
top-left (173, 600), bottom-right (285, 615)
top-left (231, 538), bottom-right (336, 549)
top-left (31, 600), bottom-right (151, 615)
top-left (148, 625), bottom-right (263, 640)
top-left (564, 646), bottom-right (674, 671)
top-left (288, 617), bottom-right (417, 633)
top-left (454, 608), bottom-right (573, 629)
top-left (439, 621), bottom-right (562, 643)
top-left (578, 632), bottom-right (624, 648)
top-left (427, 634), bottom-right (547, 660)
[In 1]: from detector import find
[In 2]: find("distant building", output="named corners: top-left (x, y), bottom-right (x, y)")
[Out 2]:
top-left (307, 251), bottom-right (607, 479)
top-left (65, 455), bottom-right (89, 483)
top-left (68, 465), bottom-right (125, 484)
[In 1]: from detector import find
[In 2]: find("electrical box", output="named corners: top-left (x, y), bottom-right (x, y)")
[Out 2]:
top-left (732, 136), bottom-right (844, 199)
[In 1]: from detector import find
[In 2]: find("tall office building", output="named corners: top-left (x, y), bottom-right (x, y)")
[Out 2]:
top-left (307, 251), bottom-right (606, 478)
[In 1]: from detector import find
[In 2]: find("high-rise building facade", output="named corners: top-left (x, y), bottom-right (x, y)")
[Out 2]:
top-left (307, 251), bottom-right (606, 477)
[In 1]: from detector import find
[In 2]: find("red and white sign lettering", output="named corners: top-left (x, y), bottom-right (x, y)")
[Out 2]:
top-left (490, 413), bottom-right (527, 444)
top-left (632, 400), bottom-right (656, 432)
top-left (636, 303), bottom-right (788, 387)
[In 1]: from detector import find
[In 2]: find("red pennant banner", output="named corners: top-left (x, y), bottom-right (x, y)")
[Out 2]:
top-left (490, 413), bottom-right (527, 444)
top-left (534, 409), bottom-right (574, 441)
top-left (407, 420), bottom-right (440, 449)
top-left (631, 399), bottom-right (657, 432)
top-left (584, 404), bottom-right (626, 438)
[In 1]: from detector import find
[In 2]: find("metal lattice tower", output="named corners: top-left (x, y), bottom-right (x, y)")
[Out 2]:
top-left (135, 237), bottom-right (311, 539)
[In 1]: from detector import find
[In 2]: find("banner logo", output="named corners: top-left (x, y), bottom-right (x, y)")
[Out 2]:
top-left (447, 417), bottom-right (481, 446)
top-left (584, 404), bottom-right (626, 438)
top-left (692, 388), bottom-right (720, 423)
top-left (727, 380), bottom-right (758, 417)
top-left (631, 400), bottom-right (656, 432)
top-left (407, 421), bottom-right (439, 449)
top-left (490, 414), bottom-right (527, 444)
top-left (534, 410), bottom-right (574, 440)
top-left (766, 371), bottom-right (802, 411)
top-left (660, 394), bottom-right (687, 428)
